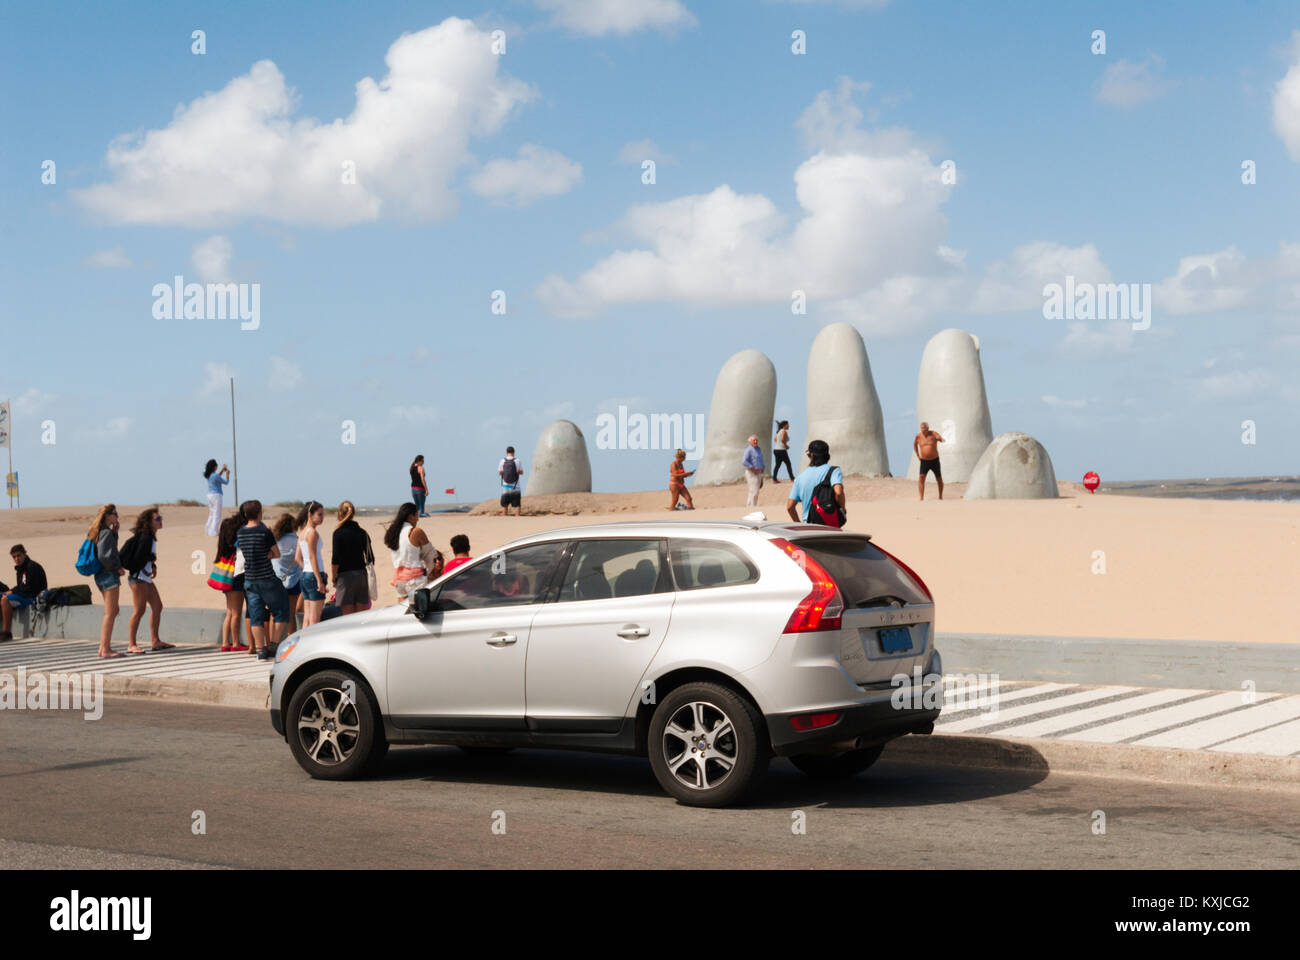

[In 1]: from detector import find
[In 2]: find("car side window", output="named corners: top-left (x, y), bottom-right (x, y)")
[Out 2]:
top-left (437, 541), bottom-right (566, 610)
top-left (556, 539), bottom-right (667, 602)
top-left (668, 539), bottom-right (759, 591)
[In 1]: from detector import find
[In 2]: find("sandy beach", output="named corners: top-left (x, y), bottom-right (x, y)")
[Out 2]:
top-left (2, 478), bottom-right (1295, 645)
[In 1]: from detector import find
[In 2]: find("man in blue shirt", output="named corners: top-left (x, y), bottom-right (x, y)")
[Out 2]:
top-left (786, 439), bottom-right (845, 525)
top-left (742, 434), bottom-right (765, 506)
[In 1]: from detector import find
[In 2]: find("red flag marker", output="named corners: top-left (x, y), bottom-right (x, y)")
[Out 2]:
top-left (444, 488), bottom-right (455, 495)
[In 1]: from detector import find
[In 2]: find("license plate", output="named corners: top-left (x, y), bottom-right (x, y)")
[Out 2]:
top-left (878, 626), bottom-right (912, 654)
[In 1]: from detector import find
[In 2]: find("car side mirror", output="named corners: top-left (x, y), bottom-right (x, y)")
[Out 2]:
top-left (412, 587), bottom-right (437, 620)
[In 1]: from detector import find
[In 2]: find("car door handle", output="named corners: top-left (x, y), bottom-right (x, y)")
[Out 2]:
top-left (486, 633), bottom-right (518, 647)
top-left (617, 625), bottom-right (651, 639)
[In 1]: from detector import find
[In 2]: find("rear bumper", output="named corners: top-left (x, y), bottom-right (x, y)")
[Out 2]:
top-left (766, 698), bottom-right (941, 756)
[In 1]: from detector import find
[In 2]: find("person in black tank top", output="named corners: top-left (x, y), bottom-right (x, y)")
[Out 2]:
top-left (410, 455), bottom-right (428, 517)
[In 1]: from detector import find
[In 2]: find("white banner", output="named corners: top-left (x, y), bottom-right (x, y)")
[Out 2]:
top-left (0, 400), bottom-right (10, 448)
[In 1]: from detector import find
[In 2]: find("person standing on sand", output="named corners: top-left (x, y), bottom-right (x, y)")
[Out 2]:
top-left (499, 446), bottom-right (524, 516)
top-left (410, 455), bottom-right (429, 517)
top-left (124, 507), bottom-right (173, 653)
top-left (772, 421), bottom-right (794, 482)
top-left (669, 449), bottom-right (695, 510)
top-left (295, 501), bottom-right (327, 627)
top-left (89, 505), bottom-right (128, 657)
top-left (914, 422), bottom-right (945, 501)
top-left (386, 503), bottom-right (442, 600)
top-left (743, 435), bottom-right (765, 507)
top-left (786, 439), bottom-right (845, 526)
top-left (1, 545), bottom-right (47, 642)
top-left (204, 459), bottom-right (231, 536)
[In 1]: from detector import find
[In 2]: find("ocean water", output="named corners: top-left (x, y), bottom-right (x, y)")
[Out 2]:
top-left (1096, 476), bottom-right (1300, 502)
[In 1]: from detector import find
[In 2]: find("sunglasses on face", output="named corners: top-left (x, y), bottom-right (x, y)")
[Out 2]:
top-left (153, 516), bottom-right (163, 523)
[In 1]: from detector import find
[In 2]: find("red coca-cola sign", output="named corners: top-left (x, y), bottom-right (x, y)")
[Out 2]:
top-left (1083, 471), bottom-right (1100, 493)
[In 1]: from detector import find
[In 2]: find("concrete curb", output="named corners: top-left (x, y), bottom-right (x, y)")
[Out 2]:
top-left (884, 731), bottom-right (1300, 794)
top-left (1, 669), bottom-right (268, 712)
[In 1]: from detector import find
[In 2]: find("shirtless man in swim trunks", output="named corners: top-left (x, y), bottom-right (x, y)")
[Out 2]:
top-left (914, 422), bottom-right (944, 500)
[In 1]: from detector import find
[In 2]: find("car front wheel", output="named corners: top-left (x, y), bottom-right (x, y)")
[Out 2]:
top-left (286, 669), bottom-right (387, 780)
top-left (648, 682), bottom-right (769, 807)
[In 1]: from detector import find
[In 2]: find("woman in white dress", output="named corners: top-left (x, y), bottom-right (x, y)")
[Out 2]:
top-left (204, 459), bottom-right (231, 536)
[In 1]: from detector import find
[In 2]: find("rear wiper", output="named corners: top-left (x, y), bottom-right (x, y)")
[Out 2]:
top-left (855, 595), bottom-right (908, 609)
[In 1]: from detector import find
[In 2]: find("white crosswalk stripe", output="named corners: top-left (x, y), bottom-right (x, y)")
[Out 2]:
top-left (1208, 718), bottom-right (1300, 756)
top-left (988, 687), bottom-right (1202, 740)
top-left (938, 686), bottom-right (1129, 733)
top-left (1134, 696), bottom-right (1300, 750)
top-left (1059, 692), bottom-right (1280, 745)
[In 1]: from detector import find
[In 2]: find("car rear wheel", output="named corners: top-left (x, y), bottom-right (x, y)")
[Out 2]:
top-left (286, 669), bottom-right (387, 780)
top-left (789, 743), bottom-right (885, 779)
top-left (648, 682), bottom-right (769, 807)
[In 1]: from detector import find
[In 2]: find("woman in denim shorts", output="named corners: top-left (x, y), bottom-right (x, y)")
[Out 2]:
top-left (89, 504), bottom-right (127, 658)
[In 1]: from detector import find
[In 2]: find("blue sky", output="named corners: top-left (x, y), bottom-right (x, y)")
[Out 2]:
top-left (3, 0), bottom-right (1299, 507)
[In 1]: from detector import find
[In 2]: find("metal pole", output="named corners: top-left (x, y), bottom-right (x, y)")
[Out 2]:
top-left (230, 378), bottom-right (239, 506)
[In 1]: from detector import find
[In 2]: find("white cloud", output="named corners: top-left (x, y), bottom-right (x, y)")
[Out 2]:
top-left (531, 0), bottom-right (696, 35)
top-left (1041, 394), bottom-right (1087, 410)
top-left (972, 242), bottom-right (1112, 313)
top-left (1095, 56), bottom-right (1171, 109)
top-left (618, 139), bottom-right (675, 165)
top-left (268, 357), bottom-right (303, 391)
top-left (536, 78), bottom-right (1108, 335)
top-left (199, 362), bottom-right (237, 398)
top-left (74, 19), bottom-right (536, 227)
top-left (469, 143), bottom-right (583, 206)
top-left (1196, 366), bottom-right (1271, 400)
top-left (10, 387), bottom-right (58, 418)
top-left (192, 235), bottom-right (233, 283)
top-left (390, 405), bottom-right (439, 425)
top-left (83, 247), bottom-right (132, 269)
top-left (1273, 32), bottom-right (1300, 161)
top-left (103, 417), bottom-right (132, 440)
top-left (1062, 320), bottom-right (1134, 354)
top-left (1159, 243), bottom-right (1258, 314)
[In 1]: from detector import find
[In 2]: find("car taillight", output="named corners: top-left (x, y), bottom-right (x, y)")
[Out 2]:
top-left (771, 537), bottom-right (844, 633)
top-left (873, 542), bottom-right (933, 601)
top-left (789, 711), bottom-right (841, 731)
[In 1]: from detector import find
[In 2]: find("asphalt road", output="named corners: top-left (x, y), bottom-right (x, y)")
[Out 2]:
top-left (1, 698), bottom-right (1297, 869)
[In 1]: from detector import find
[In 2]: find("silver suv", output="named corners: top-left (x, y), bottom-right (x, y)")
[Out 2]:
top-left (269, 519), bottom-right (942, 806)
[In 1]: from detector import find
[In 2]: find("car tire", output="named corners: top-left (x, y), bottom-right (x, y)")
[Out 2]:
top-left (789, 743), bottom-right (885, 779)
top-left (286, 669), bottom-right (387, 780)
top-left (648, 682), bottom-right (769, 807)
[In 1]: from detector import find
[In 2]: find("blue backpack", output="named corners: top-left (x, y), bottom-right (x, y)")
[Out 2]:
top-left (75, 538), bottom-right (103, 577)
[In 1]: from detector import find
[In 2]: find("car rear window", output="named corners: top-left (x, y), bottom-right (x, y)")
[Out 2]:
top-left (792, 536), bottom-right (929, 607)
top-left (668, 539), bottom-right (758, 591)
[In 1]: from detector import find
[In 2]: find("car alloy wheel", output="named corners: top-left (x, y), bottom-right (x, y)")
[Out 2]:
top-left (661, 700), bottom-right (739, 791)
top-left (297, 686), bottom-right (362, 766)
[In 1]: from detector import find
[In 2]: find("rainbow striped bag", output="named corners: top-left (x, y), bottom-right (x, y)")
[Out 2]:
top-left (207, 554), bottom-right (236, 592)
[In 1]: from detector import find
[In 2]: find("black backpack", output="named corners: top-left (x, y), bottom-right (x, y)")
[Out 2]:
top-left (809, 465), bottom-right (845, 528)
top-left (501, 458), bottom-right (519, 485)
top-left (118, 534), bottom-right (149, 574)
